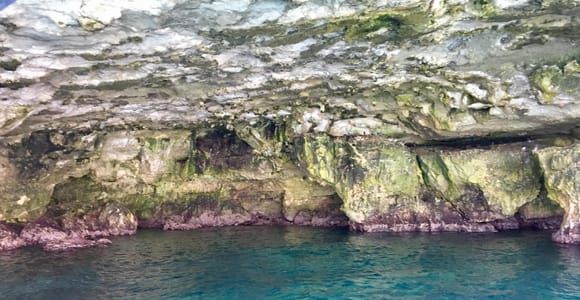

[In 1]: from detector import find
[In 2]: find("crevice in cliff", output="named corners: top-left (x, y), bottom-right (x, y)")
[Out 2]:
top-left (7, 131), bottom-right (64, 179)
top-left (514, 152), bottom-right (565, 230)
top-left (415, 153), bottom-right (466, 221)
top-left (193, 126), bottom-right (254, 173)
top-left (406, 130), bottom-right (577, 150)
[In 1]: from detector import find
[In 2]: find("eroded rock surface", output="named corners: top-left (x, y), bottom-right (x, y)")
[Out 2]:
top-left (418, 146), bottom-right (541, 222)
top-left (0, 0), bottom-right (579, 249)
top-left (0, 0), bottom-right (578, 140)
top-left (537, 144), bottom-right (580, 244)
top-left (0, 223), bottom-right (25, 251)
top-left (17, 203), bottom-right (135, 251)
top-left (298, 135), bottom-right (567, 233)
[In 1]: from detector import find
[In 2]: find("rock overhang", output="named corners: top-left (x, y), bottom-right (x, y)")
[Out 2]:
top-left (0, 0), bottom-right (579, 249)
top-left (0, 0), bottom-right (577, 142)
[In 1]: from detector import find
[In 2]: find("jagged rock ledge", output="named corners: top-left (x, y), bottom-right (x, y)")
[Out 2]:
top-left (0, 124), bottom-right (576, 251)
top-left (0, 0), bottom-right (579, 250)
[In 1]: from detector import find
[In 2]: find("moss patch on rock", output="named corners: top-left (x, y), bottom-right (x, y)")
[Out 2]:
top-left (297, 135), bottom-right (422, 224)
top-left (536, 143), bottom-right (580, 243)
top-left (418, 147), bottom-right (542, 221)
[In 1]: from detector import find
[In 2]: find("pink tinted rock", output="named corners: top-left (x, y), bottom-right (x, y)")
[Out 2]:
top-left (0, 223), bottom-right (26, 251)
top-left (20, 220), bottom-right (68, 245)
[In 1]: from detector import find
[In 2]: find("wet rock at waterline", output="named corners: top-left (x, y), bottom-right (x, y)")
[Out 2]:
top-left (297, 136), bottom-right (566, 233)
top-left (0, 223), bottom-right (25, 251)
top-left (10, 203), bottom-right (136, 251)
top-left (0, 0), bottom-right (579, 249)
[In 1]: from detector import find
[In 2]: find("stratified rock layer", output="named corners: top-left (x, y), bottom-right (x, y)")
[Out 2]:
top-left (0, 0), bottom-right (578, 140)
top-left (0, 0), bottom-right (579, 249)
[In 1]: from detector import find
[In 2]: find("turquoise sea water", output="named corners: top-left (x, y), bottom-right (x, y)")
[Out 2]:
top-left (0, 227), bottom-right (579, 299)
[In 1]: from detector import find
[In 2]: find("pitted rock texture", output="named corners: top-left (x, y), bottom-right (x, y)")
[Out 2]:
top-left (537, 144), bottom-right (580, 244)
top-left (0, 0), bottom-right (579, 249)
top-left (0, 0), bottom-right (578, 141)
top-left (418, 146), bottom-right (542, 221)
top-left (15, 203), bottom-right (136, 251)
top-left (297, 134), bottom-right (567, 233)
top-left (0, 222), bottom-right (25, 251)
top-left (0, 124), bottom-right (573, 250)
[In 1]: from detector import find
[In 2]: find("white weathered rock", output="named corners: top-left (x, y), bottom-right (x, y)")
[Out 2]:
top-left (0, 0), bottom-right (577, 141)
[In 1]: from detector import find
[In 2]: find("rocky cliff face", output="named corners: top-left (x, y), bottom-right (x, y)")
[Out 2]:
top-left (0, 0), bottom-right (578, 250)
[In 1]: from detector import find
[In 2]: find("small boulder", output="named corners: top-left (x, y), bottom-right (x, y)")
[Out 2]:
top-left (97, 203), bottom-right (138, 236)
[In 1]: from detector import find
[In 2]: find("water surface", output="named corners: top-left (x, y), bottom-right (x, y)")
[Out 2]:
top-left (0, 227), bottom-right (579, 299)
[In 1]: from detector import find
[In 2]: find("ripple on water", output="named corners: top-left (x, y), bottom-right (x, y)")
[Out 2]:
top-left (0, 227), bottom-right (579, 299)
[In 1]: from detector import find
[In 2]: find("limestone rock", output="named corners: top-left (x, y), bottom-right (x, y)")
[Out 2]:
top-left (0, 223), bottom-right (25, 251)
top-left (518, 196), bottom-right (564, 221)
top-left (418, 146), bottom-right (542, 222)
top-left (96, 203), bottom-right (138, 236)
top-left (517, 196), bottom-right (563, 230)
top-left (0, 0), bottom-right (578, 140)
top-left (19, 203), bottom-right (136, 251)
top-left (20, 219), bottom-right (69, 246)
top-left (297, 135), bottom-right (455, 231)
top-left (536, 143), bottom-right (580, 244)
top-left (0, 0), bottom-right (579, 248)
top-left (281, 177), bottom-right (347, 227)
top-left (100, 132), bottom-right (141, 162)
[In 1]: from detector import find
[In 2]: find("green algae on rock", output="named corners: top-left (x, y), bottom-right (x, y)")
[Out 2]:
top-left (296, 134), bottom-right (566, 233)
top-left (517, 195), bottom-right (564, 228)
top-left (536, 144), bottom-right (580, 244)
top-left (0, 0), bottom-right (579, 250)
top-left (299, 136), bottom-right (423, 226)
top-left (418, 146), bottom-right (542, 221)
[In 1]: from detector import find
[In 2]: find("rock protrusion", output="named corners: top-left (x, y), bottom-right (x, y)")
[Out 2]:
top-left (18, 203), bottom-right (137, 251)
top-left (536, 143), bottom-right (580, 244)
top-left (0, 223), bottom-right (25, 251)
